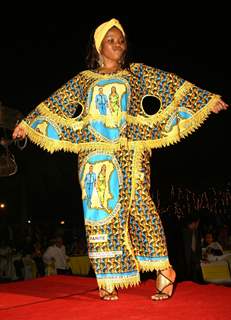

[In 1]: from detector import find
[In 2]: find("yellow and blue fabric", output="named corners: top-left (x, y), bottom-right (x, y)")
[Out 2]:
top-left (20, 63), bottom-right (220, 290)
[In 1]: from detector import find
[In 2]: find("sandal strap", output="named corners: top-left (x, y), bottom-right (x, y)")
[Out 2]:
top-left (156, 270), bottom-right (174, 294)
top-left (155, 292), bottom-right (171, 298)
top-left (157, 270), bottom-right (174, 285)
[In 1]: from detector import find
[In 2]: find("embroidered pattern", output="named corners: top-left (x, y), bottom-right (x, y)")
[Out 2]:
top-left (21, 63), bottom-right (220, 289)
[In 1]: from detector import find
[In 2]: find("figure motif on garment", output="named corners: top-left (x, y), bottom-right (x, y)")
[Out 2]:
top-left (20, 63), bottom-right (221, 289)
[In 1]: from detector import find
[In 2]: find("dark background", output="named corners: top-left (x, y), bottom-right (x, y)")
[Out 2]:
top-left (0, 6), bottom-right (230, 227)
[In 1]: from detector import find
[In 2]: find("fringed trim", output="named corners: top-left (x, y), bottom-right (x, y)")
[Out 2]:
top-left (33, 82), bottom-right (209, 135)
top-left (129, 81), bottom-right (193, 127)
top-left (130, 148), bottom-right (144, 201)
top-left (97, 274), bottom-right (140, 291)
top-left (174, 81), bottom-right (193, 101)
top-left (21, 94), bottom-right (220, 153)
top-left (126, 104), bottom-right (175, 127)
top-left (123, 210), bottom-right (140, 270)
top-left (129, 94), bottom-right (220, 150)
top-left (123, 148), bottom-right (146, 273)
top-left (20, 121), bottom-right (123, 154)
top-left (127, 106), bottom-right (176, 128)
top-left (37, 103), bottom-right (128, 130)
top-left (37, 103), bottom-right (85, 128)
top-left (139, 259), bottom-right (171, 272)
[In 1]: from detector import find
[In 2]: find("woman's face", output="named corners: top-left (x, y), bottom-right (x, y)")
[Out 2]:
top-left (100, 27), bottom-right (126, 64)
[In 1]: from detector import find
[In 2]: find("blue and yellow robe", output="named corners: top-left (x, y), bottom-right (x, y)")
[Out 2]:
top-left (20, 63), bottom-right (220, 290)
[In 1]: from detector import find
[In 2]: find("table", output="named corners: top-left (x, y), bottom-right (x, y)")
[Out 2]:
top-left (69, 256), bottom-right (91, 276)
top-left (201, 251), bottom-right (231, 284)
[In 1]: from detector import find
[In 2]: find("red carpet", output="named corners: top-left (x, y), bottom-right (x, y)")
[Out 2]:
top-left (0, 275), bottom-right (230, 320)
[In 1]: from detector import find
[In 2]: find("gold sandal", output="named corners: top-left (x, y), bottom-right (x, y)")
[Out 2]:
top-left (151, 268), bottom-right (176, 301)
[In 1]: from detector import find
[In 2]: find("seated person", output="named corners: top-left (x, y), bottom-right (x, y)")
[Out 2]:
top-left (203, 232), bottom-right (224, 262)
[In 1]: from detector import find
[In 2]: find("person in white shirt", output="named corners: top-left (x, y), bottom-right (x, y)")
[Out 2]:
top-left (203, 232), bottom-right (224, 262)
top-left (43, 237), bottom-right (72, 275)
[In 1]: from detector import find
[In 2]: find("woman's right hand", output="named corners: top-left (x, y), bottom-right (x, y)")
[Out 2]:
top-left (12, 124), bottom-right (27, 140)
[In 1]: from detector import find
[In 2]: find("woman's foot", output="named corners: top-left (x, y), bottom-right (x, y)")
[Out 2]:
top-left (99, 288), bottom-right (119, 301)
top-left (151, 267), bottom-right (176, 301)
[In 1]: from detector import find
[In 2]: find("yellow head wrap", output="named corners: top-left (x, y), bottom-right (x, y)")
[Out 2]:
top-left (94, 18), bottom-right (125, 54)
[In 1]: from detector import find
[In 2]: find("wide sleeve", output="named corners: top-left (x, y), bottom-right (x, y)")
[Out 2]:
top-left (20, 72), bottom-right (92, 154)
top-left (129, 63), bottom-right (221, 148)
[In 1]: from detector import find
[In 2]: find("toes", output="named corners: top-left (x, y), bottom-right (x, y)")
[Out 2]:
top-left (151, 294), bottom-right (168, 301)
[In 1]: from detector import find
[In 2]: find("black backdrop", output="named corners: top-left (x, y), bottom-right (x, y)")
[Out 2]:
top-left (0, 7), bottom-right (230, 225)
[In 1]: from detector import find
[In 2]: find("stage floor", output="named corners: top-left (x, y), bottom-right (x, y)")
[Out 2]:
top-left (0, 275), bottom-right (230, 320)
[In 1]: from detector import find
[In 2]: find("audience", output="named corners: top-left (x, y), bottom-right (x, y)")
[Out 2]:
top-left (43, 237), bottom-right (72, 275)
top-left (0, 183), bottom-right (230, 283)
top-left (32, 241), bottom-right (45, 277)
top-left (202, 232), bottom-right (224, 262)
top-left (181, 213), bottom-right (205, 283)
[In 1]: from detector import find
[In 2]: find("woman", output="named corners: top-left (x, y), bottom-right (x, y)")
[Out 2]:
top-left (109, 86), bottom-right (121, 126)
top-left (96, 164), bottom-right (107, 208)
top-left (13, 18), bottom-right (228, 301)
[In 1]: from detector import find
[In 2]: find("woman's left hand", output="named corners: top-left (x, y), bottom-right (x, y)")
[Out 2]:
top-left (212, 99), bottom-right (229, 113)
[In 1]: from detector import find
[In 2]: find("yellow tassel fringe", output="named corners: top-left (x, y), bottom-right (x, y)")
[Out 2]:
top-left (139, 260), bottom-right (171, 272)
top-left (97, 274), bottom-right (140, 290)
top-left (20, 94), bottom-right (220, 154)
